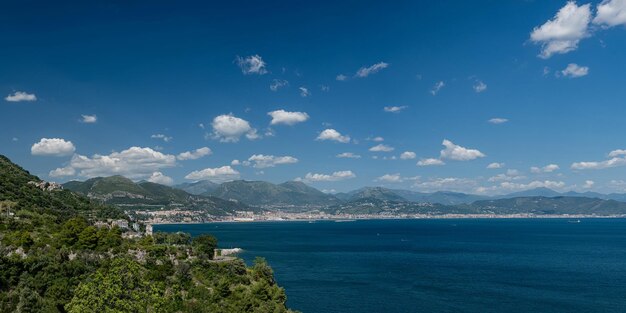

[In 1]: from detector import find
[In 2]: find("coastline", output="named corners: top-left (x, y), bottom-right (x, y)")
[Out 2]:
top-left (148, 213), bottom-right (626, 226)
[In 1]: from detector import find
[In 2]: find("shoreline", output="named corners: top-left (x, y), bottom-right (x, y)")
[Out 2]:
top-left (149, 214), bottom-right (626, 226)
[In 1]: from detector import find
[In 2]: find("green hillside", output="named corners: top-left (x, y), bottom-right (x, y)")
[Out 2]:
top-left (209, 180), bottom-right (340, 207)
top-left (0, 155), bottom-right (294, 312)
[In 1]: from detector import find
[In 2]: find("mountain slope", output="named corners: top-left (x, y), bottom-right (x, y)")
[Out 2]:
top-left (174, 180), bottom-right (219, 195)
top-left (64, 176), bottom-right (250, 215)
top-left (347, 187), bottom-right (407, 202)
top-left (465, 196), bottom-right (626, 215)
top-left (209, 180), bottom-right (340, 207)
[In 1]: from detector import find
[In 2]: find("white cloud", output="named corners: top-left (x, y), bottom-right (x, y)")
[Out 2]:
top-left (211, 114), bottom-right (258, 142)
top-left (560, 63), bottom-right (589, 78)
top-left (355, 62), bottom-right (389, 78)
top-left (530, 1), bottom-right (592, 58)
top-left (608, 149), bottom-right (626, 157)
top-left (31, 138), bottom-right (76, 156)
top-left (368, 136), bottom-right (384, 142)
top-left (300, 170), bottom-right (356, 182)
top-left (177, 147), bottom-right (212, 160)
top-left (5, 91), bottom-right (37, 102)
top-left (246, 154), bottom-right (298, 168)
top-left (400, 151), bottom-right (417, 160)
top-left (417, 158), bottom-right (445, 166)
top-left (594, 0), bottom-right (626, 27)
top-left (147, 172), bottom-right (174, 185)
top-left (185, 166), bottom-right (240, 182)
top-left (49, 166), bottom-right (76, 178)
top-left (299, 87), bottom-right (310, 97)
top-left (270, 79), bottom-right (289, 91)
top-left (571, 156), bottom-right (626, 170)
top-left (488, 169), bottom-right (526, 182)
top-left (440, 139), bottom-right (485, 161)
top-left (80, 115), bottom-right (97, 123)
top-left (384, 106), bottom-right (407, 113)
top-left (316, 129), bottom-right (350, 143)
top-left (268, 110), bottom-right (309, 125)
top-left (530, 164), bottom-right (560, 173)
top-left (369, 144), bottom-right (394, 152)
top-left (336, 152), bottom-right (361, 159)
top-left (376, 173), bottom-right (404, 183)
top-left (336, 74), bottom-right (348, 81)
top-left (235, 54), bottom-right (268, 75)
top-left (473, 81), bottom-right (487, 93)
top-left (63, 147), bottom-right (176, 179)
top-left (151, 134), bottom-right (172, 142)
top-left (583, 180), bottom-right (595, 189)
top-left (413, 177), bottom-right (477, 192)
top-left (487, 162), bottom-right (505, 169)
top-left (431, 81), bottom-right (445, 95)
top-left (498, 180), bottom-right (566, 191)
top-left (231, 159), bottom-right (241, 166)
top-left (488, 118), bottom-right (509, 124)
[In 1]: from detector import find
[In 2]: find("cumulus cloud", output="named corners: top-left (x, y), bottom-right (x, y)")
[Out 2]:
top-left (355, 62), bottom-right (389, 78)
top-left (58, 147), bottom-right (176, 179)
top-left (80, 115), bottom-right (97, 123)
top-left (384, 106), bottom-right (407, 113)
top-left (151, 134), bottom-right (172, 142)
top-left (431, 81), bottom-right (445, 95)
top-left (49, 166), bottom-right (76, 178)
top-left (231, 159), bottom-right (241, 166)
top-left (608, 149), bottom-right (626, 157)
top-left (583, 180), bottom-right (595, 189)
top-left (211, 114), bottom-right (258, 142)
top-left (300, 170), bottom-right (356, 182)
top-left (177, 147), bottom-right (212, 160)
top-left (498, 180), bottom-right (566, 191)
top-left (268, 110), bottom-right (309, 125)
top-left (235, 54), bottom-right (268, 75)
top-left (440, 139), bottom-right (485, 161)
top-left (369, 144), bottom-right (394, 152)
top-left (376, 173), bottom-right (404, 183)
top-left (530, 164), bottom-right (560, 173)
top-left (31, 138), bottom-right (76, 156)
top-left (560, 63), bottom-right (589, 78)
top-left (530, 1), bottom-right (591, 58)
top-left (147, 172), bottom-right (174, 185)
top-left (316, 129), bottom-right (350, 143)
top-left (473, 81), bottom-right (487, 93)
top-left (5, 91), bottom-right (37, 102)
top-left (571, 155), bottom-right (626, 170)
top-left (185, 166), bottom-right (240, 182)
top-left (400, 151), bottom-right (417, 160)
top-left (270, 79), bottom-right (289, 91)
top-left (299, 87), bottom-right (310, 97)
top-left (488, 118), bottom-right (509, 124)
top-left (413, 177), bottom-right (477, 192)
top-left (336, 152), bottom-right (361, 159)
top-left (336, 74), bottom-right (348, 81)
top-left (245, 154), bottom-right (298, 168)
top-left (594, 0), bottom-right (626, 27)
top-left (368, 136), bottom-right (384, 142)
top-left (487, 162), bottom-right (505, 169)
top-left (417, 158), bottom-right (445, 166)
top-left (488, 169), bottom-right (526, 182)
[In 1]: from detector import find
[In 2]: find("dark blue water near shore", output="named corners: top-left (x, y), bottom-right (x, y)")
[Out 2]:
top-left (156, 219), bottom-right (626, 313)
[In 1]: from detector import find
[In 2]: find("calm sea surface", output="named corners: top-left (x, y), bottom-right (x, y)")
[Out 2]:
top-left (155, 219), bottom-right (626, 313)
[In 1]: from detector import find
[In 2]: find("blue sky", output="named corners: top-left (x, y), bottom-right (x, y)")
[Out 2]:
top-left (2, 0), bottom-right (626, 194)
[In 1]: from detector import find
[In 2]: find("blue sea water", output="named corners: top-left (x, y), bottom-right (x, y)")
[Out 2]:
top-left (155, 219), bottom-right (626, 313)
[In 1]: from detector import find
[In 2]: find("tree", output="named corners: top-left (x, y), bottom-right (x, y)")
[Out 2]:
top-left (191, 234), bottom-right (218, 260)
top-left (77, 226), bottom-right (98, 250)
top-left (58, 217), bottom-right (87, 247)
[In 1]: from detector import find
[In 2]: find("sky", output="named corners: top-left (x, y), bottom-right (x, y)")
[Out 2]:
top-left (2, 0), bottom-right (626, 195)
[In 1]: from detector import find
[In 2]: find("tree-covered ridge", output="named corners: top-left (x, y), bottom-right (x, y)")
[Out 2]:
top-left (0, 155), bottom-right (294, 312)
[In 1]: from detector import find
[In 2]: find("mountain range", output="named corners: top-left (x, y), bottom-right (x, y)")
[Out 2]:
top-left (63, 176), bottom-right (250, 216)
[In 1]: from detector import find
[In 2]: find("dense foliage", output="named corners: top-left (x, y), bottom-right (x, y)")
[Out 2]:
top-left (0, 155), bottom-right (294, 312)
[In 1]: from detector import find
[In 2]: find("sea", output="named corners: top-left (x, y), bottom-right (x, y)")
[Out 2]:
top-left (155, 219), bottom-right (626, 313)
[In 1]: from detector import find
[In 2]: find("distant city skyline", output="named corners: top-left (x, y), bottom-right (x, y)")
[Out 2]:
top-left (2, 0), bottom-right (626, 195)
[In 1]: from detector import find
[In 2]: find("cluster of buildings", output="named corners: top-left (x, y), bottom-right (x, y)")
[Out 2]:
top-left (28, 180), bottom-right (63, 191)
